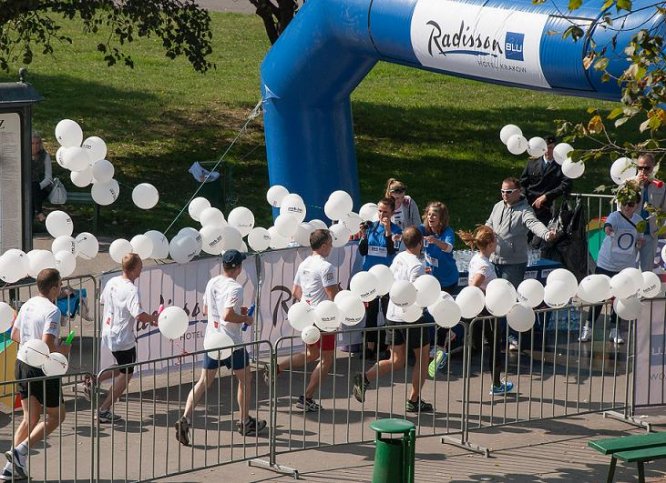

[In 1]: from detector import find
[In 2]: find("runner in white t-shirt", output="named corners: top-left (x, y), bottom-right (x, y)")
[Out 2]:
top-left (3, 269), bottom-right (70, 481)
top-left (175, 250), bottom-right (266, 445)
top-left (269, 229), bottom-right (339, 413)
top-left (353, 227), bottom-right (434, 413)
top-left (97, 253), bottom-right (157, 423)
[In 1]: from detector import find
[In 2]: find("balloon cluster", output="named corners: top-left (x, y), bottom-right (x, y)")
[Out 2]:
top-left (499, 124), bottom-right (584, 179)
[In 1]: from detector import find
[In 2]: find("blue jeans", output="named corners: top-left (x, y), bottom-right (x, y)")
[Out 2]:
top-left (639, 234), bottom-right (657, 271)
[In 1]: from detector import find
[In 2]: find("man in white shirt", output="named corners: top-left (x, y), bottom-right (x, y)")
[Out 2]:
top-left (97, 253), bottom-right (156, 423)
top-left (267, 229), bottom-right (339, 412)
top-left (3, 269), bottom-right (69, 481)
top-left (175, 250), bottom-right (266, 445)
top-left (353, 227), bottom-right (433, 413)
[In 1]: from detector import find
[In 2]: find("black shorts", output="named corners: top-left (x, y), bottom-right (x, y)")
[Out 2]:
top-left (15, 360), bottom-right (63, 408)
top-left (112, 347), bottom-right (137, 374)
top-left (385, 319), bottom-right (432, 350)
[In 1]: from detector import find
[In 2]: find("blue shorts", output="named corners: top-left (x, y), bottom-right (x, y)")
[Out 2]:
top-left (203, 348), bottom-right (249, 371)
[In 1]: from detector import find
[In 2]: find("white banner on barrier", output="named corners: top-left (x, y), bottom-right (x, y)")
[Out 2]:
top-left (634, 300), bottom-right (666, 408)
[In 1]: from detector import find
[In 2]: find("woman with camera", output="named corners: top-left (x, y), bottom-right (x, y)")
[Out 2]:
top-left (385, 178), bottom-right (420, 231)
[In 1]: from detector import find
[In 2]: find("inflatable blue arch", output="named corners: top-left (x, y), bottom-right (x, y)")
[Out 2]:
top-left (260, 0), bottom-right (662, 219)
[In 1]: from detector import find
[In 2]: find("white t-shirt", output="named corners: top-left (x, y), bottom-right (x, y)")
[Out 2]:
top-left (386, 251), bottom-right (425, 322)
top-left (468, 253), bottom-right (496, 291)
top-left (597, 211), bottom-right (643, 272)
top-left (101, 276), bottom-right (143, 352)
top-left (203, 274), bottom-right (244, 345)
top-left (15, 296), bottom-right (61, 365)
top-left (293, 254), bottom-right (337, 306)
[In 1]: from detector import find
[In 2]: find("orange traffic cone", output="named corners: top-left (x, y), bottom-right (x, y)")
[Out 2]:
top-left (13, 394), bottom-right (21, 412)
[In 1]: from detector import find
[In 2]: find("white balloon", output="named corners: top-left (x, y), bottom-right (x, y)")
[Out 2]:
top-left (414, 274), bottom-right (440, 307)
top-left (428, 298), bottom-right (461, 328)
top-left (55, 119), bottom-right (83, 148)
top-left (280, 193), bottom-right (306, 223)
top-left (240, 241), bottom-right (248, 253)
top-left (0, 302), bottom-right (14, 333)
top-left (334, 290), bottom-right (355, 303)
top-left (267, 185), bottom-right (289, 208)
top-left (61, 147), bottom-right (89, 172)
top-left (130, 234), bottom-right (154, 260)
top-left (350, 271), bottom-right (379, 302)
top-left (401, 304), bottom-right (423, 323)
top-left (293, 222), bottom-right (315, 247)
top-left (562, 158), bottom-right (585, 179)
top-left (132, 183), bottom-right (159, 210)
top-left (620, 267), bottom-right (644, 295)
top-left (309, 219), bottom-right (328, 230)
top-left (26, 250), bottom-right (56, 278)
top-left (227, 207), bottom-right (255, 237)
top-left (91, 159), bottom-right (114, 183)
top-left (41, 352), bottom-right (68, 377)
top-left (527, 137), bottom-right (547, 158)
top-left (199, 225), bottom-right (224, 255)
top-left (81, 136), bottom-right (107, 163)
top-left (641, 271), bottom-right (662, 298)
top-left (506, 303), bottom-right (536, 332)
top-left (613, 296), bottom-right (642, 320)
top-left (368, 264), bottom-right (394, 296)
top-left (610, 272), bottom-right (638, 299)
top-left (178, 227), bottom-right (203, 254)
top-left (144, 230), bottom-right (169, 259)
top-left (220, 226), bottom-right (244, 251)
top-left (517, 279), bottom-right (544, 308)
top-left (341, 212), bottom-right (363, 235)
top-left (500, 124), bottom-right (522, 144)
top-left (336, 294), bottom-right (365, 326)
top-left (390, 279), bottom-right (417, 308)
top-left (553, 143), bottom-right (574, 165)
top-left (547, 268), bottom-right (578, 299)
top-left (158, 306), bottom-right (189, 339)
top-left (55, 147), bottom-right (66, 168)
top-left (199, 207), bottom-right (226, 227)
top-left (577, 274), bottom-right (611, 303)
top-left (169, 234), bottom-right (199, 264)
top-left (329, 223), bottom-right (351, 248)
top-left (325, 191), bottom-right (353, 220)
top-left (248, 227), bottom-right (271, 252)
top-left (275, 213), bottom-right (299, 238)
top-left (507, 134), bottom-right (528, 155)
top-left (51, 236), bottom-right (75, 256)
top-left (74, 232), bottom-right (99, 260)
top-left (543, 281), bottom-right (570, 308)
top-left (188, 197), bottom-right (211, 222)
top-left (46, 210), bottom-right (74, 238)
top-left (455, 286), bottom-right (485, 319)
top-left (203, 331), bottom-right (234, 360)
top-left (268, 226), bottom-right (289, 249)
top-left (485, 279), bottom-right (517, 317)
top-left (70, 167), bottom-right (93, 188)
top-left (314, 300), bottom-right (340, 332)
top-left (288, 301), bottom-right (316, 331)
top-left (109, 239), bottom-right (133, 264)
top-left (22, 339), bottom-right (49, 368)
top-left (359, 203), bottom-right (378, 222)
top-left (54, 250), bottom-right (76, 277)
top-left (610, 157), bottom-right (637, 185)
top-left (91, 179), bottom-right (120, 206)
top-left (301, 325), bottom-right (321, 345)
top-left (0, 250), bottom-right (28, 283)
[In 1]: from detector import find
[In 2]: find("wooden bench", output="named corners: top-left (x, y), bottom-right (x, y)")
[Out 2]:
top-left (66, 192), bottom-right (100, 232)
top-left (589, 432), bottom-right (666, 483)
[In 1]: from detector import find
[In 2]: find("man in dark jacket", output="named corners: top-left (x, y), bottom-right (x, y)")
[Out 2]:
top-left (519, 135), bottom-right (573, 226)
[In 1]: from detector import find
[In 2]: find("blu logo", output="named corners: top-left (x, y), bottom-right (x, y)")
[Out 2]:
top-left (505, 32), bottom-right (524, 61)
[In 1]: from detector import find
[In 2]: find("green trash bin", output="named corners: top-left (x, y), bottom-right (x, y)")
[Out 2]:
top-left (370, 418), bottom-right (416, 483)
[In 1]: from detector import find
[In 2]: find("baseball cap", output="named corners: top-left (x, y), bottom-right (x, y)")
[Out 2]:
top-left (545, 134), bottom-right (558, 145)
top-left (222, 249), bottom-right (246, 268)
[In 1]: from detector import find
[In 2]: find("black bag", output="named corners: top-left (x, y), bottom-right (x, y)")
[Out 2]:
top-left (541, 196), bottom-right (588, 280)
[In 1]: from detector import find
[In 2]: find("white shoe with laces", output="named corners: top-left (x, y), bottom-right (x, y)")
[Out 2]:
top-left (578, 325), bottom-right (591, 342)
top-left (609, 328), bottom-right (624, 345)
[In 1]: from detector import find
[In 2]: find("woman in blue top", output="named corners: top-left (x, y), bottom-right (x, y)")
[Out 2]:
top-left (358, 197), bottom-right (402, 358)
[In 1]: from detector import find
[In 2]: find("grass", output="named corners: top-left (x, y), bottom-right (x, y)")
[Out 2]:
top-left (0, 12), bottom-right (631, 240)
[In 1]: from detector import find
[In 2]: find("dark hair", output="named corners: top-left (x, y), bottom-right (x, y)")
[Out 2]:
top-left (502, 177), bottom-right (520, 189)
top-left (378, 197), bottom-right (395, 212)
top-left (310, 229), bottom-right (332, 250)
top-left (402, 226), bottom-right (423, 249)
top-left (122, 253), bottom-right (142, 273)
top-left (37, 268), bottom-right (60, 296)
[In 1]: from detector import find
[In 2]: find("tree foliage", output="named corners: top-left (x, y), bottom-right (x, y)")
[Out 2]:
top-left (0, 0), bottom-right (215, 73)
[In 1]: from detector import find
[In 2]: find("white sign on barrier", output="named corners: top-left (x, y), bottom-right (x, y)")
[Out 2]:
top-left (634, 300), bottom-right (666, 408)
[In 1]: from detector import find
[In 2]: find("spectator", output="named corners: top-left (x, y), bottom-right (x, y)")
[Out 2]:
top-left (3, 269), bottom-right (69, 481)
top-left (31, 132), bottom-right (54, 223)
top-left (519, 134), bottom-right (572, 228)
top-left (457, 226), bottom-right (514, 395)
top-left (175, 250), bottom-right (266, 445)
top-left (486, 177), bottom-right (554, 350)
top-left (579, 182), bottom-right (644, 344)
top-left (268, 229), bottom-right (339, 412)
top-left (358, 197), bottom-right (402, 359)
top-left (633, 153), bottom-right (666, 270)
top-left (353, 227), bottom-right (433, 412)
top-left (385, 178), bottom-right (420, 230)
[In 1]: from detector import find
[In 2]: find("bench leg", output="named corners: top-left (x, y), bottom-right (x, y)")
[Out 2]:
top-left (607, 457), bottom-right (617, 483)
top-left (637, 461), bottom-right (645, 483)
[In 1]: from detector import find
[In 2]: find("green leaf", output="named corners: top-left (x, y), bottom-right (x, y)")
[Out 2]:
top-left (608, 107), bottom-right (624, 119)
top-left (636, 220), bottom-right (647, 233)
top-left (615, 117), bottom-right (630, 128)
top-left (568, 0), bottom-right (583, 9)
top-left (616, 0), bottom-right (632, 11)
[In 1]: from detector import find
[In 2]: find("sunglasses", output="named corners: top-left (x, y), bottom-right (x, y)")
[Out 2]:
top-left (390, 188), bottom-right (406, 194)
top-left (636, 166), bottom-right (653, 172)
top-left (500, 189), bottom-right (517, 195)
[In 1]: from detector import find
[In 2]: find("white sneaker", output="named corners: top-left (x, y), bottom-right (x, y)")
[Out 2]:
top-left (609, 328), bottom-right (624, 345)
top-left (579, 325), bottom-right (591, 342)
top-left (508, 334), bottom-right (519, 351)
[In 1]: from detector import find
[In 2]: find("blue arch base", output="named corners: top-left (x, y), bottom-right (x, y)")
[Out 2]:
top-left (261, 0), bottom-right (661, 220)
